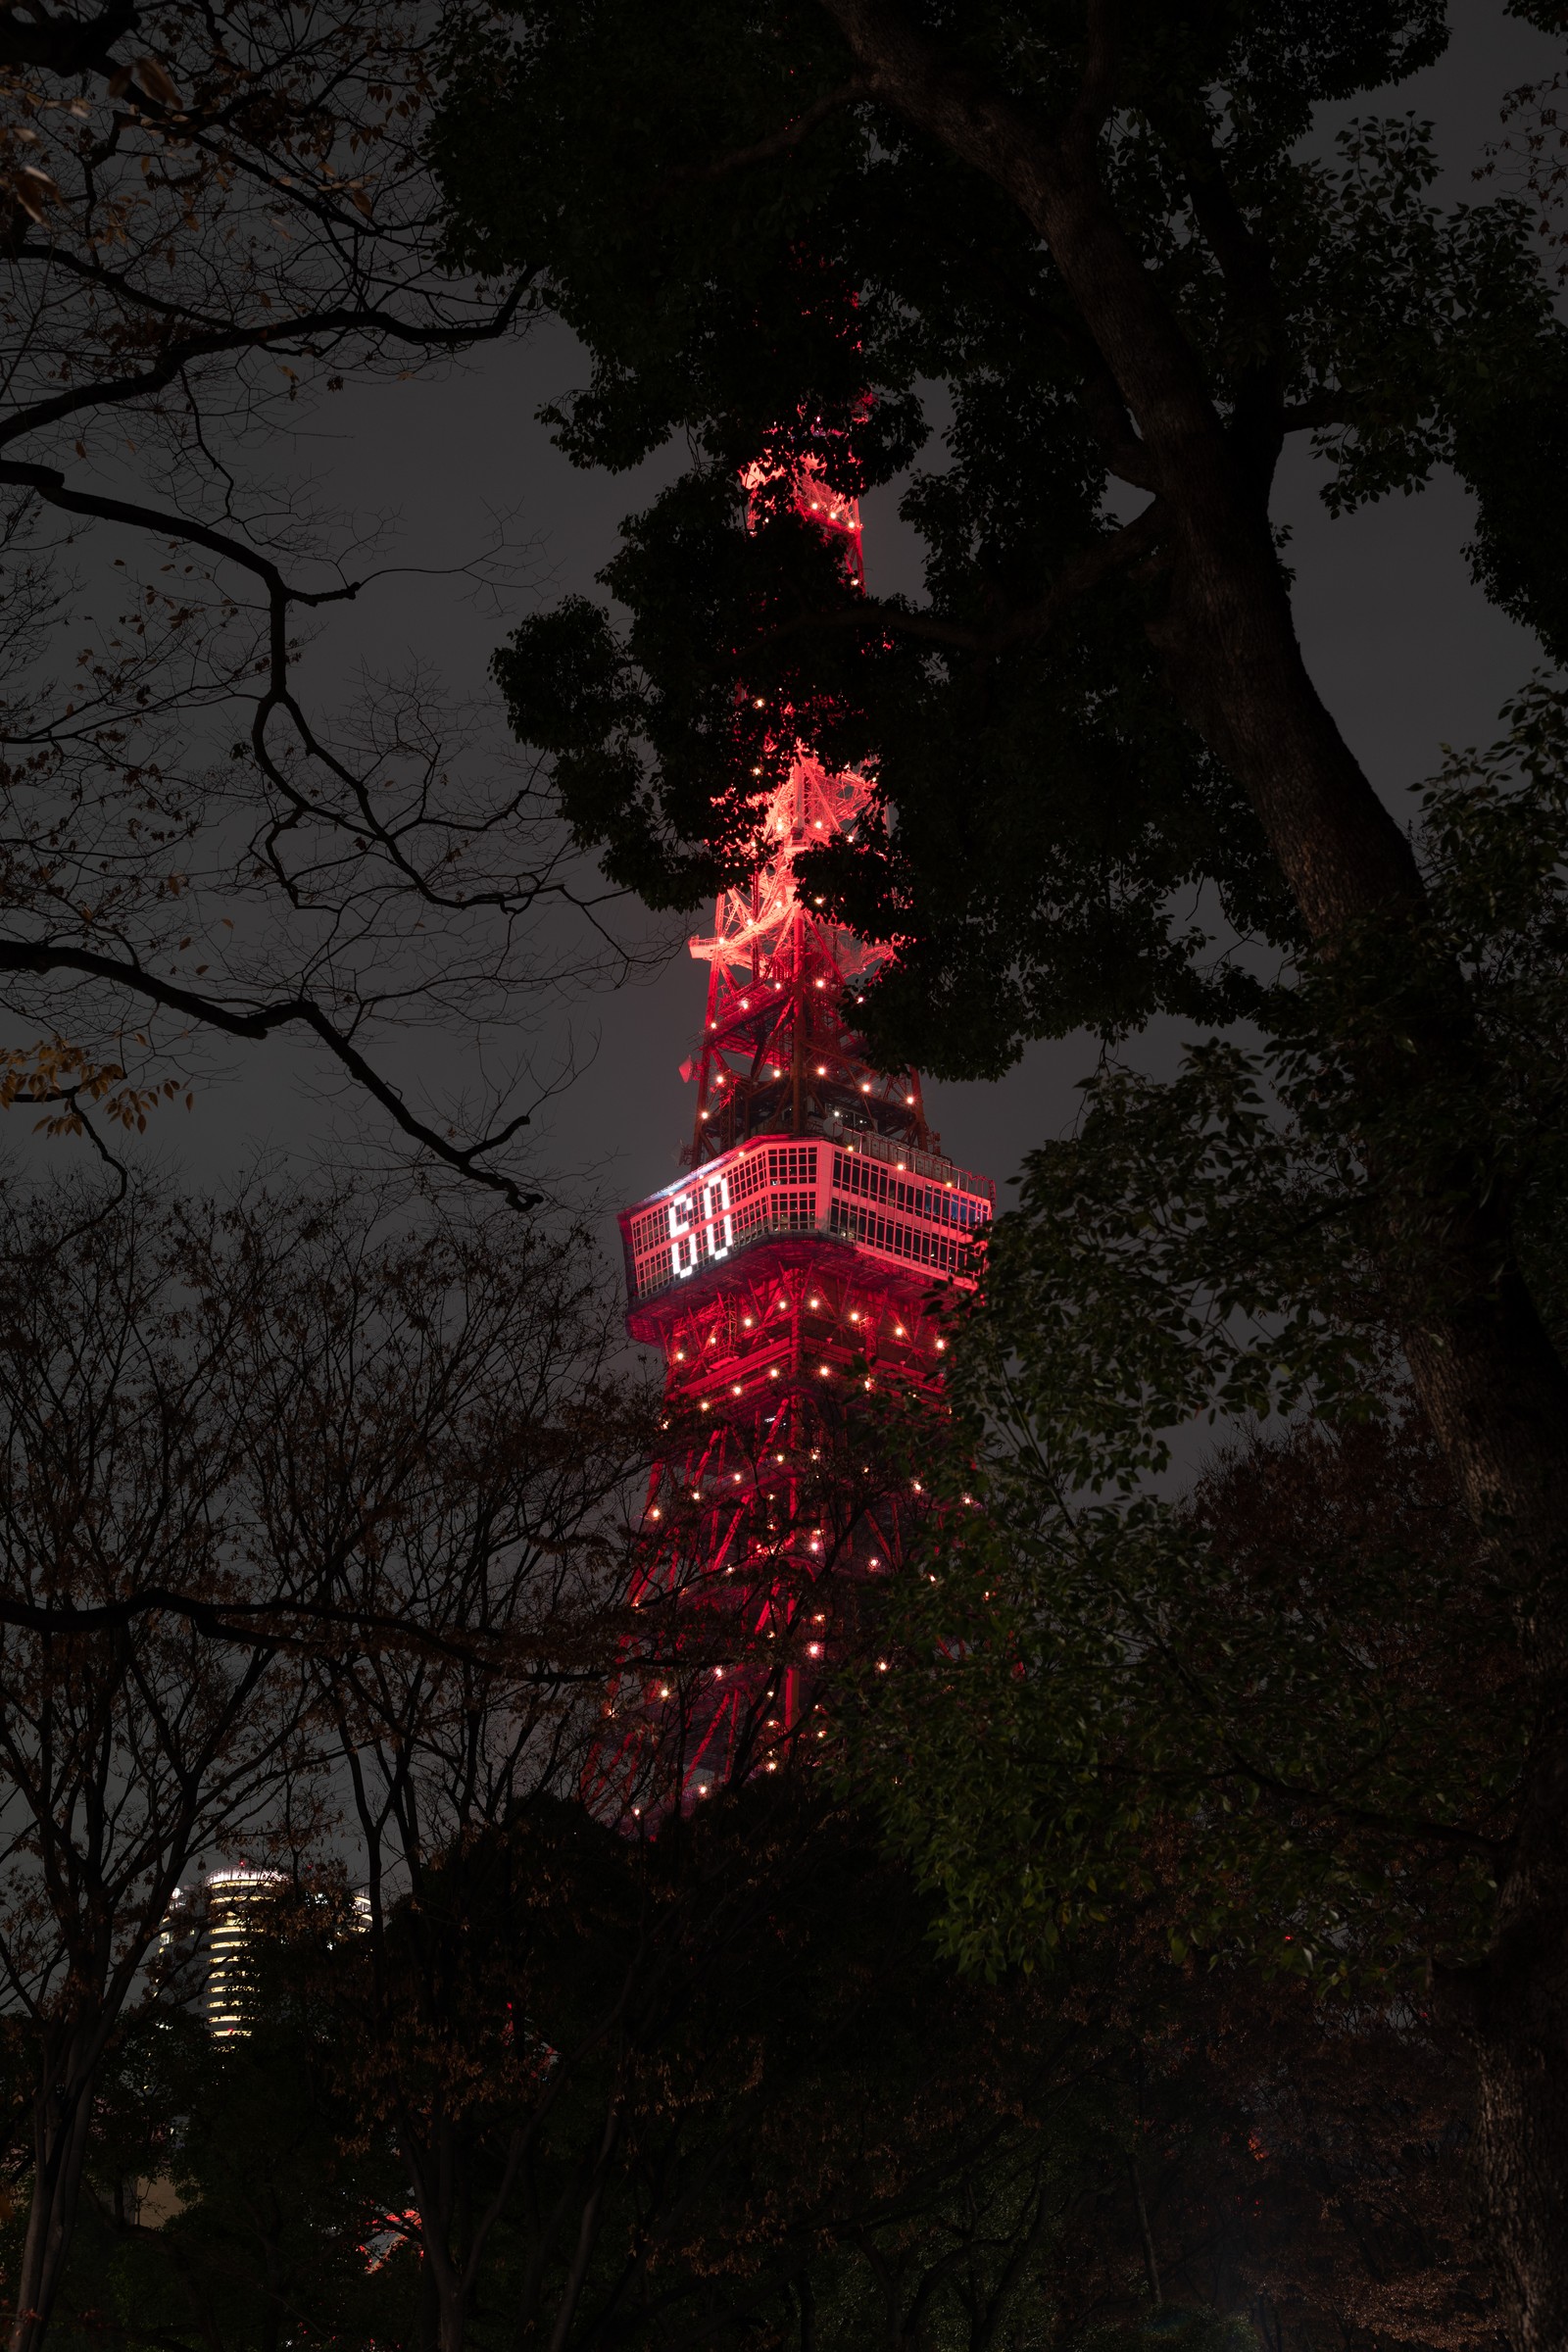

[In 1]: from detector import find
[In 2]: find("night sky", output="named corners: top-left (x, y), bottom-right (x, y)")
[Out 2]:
top-left (48, 0), bottom-right (1561, 1258)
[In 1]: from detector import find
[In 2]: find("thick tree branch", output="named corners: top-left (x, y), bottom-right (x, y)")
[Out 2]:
top-left (812, 0), bottom-right (1424, 940)
top-left (1070, 339), bottom-right (1159, 490)
top-left (815, 0), bottom-right (1220, 469)
top-left (664, 77), bottom-right (875, 186)
top-left (0, 939), bottom-right (543, 1208)
top-left (0, 278), bottom-right (533, 450)
top-left (1059, 0), bottom-right (1118, 174)
top-left (0, 1573), bottom-right (629, 1668)
top-left (1154, 117), bottom-right (1288, 477)
top-left (0, 455), bottom-right (363, 603)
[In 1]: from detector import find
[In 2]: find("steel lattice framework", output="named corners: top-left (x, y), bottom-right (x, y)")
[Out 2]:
top-left (604, 447), bottom-right (993, 1813)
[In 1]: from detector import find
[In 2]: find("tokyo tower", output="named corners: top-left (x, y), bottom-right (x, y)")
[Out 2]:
top-left (607, 447), bottom-right (994, 1810)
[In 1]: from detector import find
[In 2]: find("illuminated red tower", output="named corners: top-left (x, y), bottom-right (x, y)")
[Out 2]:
top-left (609, 455), bottom-right (994, 1807)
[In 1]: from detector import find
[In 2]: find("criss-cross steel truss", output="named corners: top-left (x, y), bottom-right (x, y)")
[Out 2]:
top-left (603, 446), bottom-right (993, 1813)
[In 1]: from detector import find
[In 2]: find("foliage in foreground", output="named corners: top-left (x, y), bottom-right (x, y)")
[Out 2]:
top-left (858, 691), bottom-right (1568, 1989)
top-left (24, 1795), bottom-right (1494, 2352)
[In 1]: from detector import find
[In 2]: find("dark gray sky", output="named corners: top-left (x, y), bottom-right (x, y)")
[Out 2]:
top-left (40, 0), bottom-right (1562, 1243)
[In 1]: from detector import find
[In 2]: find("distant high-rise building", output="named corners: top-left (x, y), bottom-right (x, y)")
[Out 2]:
top-left (202, 1867), bottom-right (286, 2037)
top-left (159, 1866), bottom-right (285, 2037)
top-left (160, 1869), bottom-right (371, 2037)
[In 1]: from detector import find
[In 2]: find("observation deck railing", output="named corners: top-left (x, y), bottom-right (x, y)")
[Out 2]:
top-left (621, 1133), bottom-right (995, 1308)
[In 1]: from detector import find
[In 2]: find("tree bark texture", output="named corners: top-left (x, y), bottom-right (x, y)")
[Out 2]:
top-left (811, 2), bottom-right (1568, 2338)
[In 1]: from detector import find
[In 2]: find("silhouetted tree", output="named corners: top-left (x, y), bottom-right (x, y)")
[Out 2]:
top-left (0, 1171), bottom-right (650, 2350)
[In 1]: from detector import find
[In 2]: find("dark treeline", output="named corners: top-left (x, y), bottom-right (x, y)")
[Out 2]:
top-left (16, 1788), bottom-right (1491, 2352)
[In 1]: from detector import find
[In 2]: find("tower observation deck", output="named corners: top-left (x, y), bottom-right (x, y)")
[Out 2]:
top-left (608, 447), bottom-right (994, 1810)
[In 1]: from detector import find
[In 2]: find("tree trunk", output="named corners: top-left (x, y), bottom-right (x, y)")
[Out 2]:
top-left (437, 2284), bottom-right (469, 2352)
top-left (796, 2267), bottom-right (817, 2352)
top-left (408, 2141), bottom-right (466, 2352)
top-left (10, 2069), bottom-right (95, 2352)
top-left (816, 4), bottom-right (1568, 1502)
top-left (812, 3), bottom-right (1568, 2338)
top-left (1461, 1697), bottom-right (1568, 2352)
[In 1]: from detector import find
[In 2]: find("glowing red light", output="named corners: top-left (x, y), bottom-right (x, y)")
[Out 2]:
top-left (599, 421), bottom-right (995, 1817)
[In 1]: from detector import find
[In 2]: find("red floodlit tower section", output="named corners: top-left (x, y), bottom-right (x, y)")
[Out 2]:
top-left (608, 449), bottom-right (994, 1809)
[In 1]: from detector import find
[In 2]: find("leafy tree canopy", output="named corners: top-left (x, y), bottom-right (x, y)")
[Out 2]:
top-left (853, 686), bottom-right (1568, 1985)
top-left (429, 20), bottom-right (1568, 2330)
top-left (434, 0), bottom-right (1567, 1079)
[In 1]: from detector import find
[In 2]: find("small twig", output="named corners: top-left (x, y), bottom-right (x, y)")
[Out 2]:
top-left (14, 1082), bottom-right (129, 1248)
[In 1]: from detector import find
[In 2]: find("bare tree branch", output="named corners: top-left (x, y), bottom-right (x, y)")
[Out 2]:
top-left (0, 937), bottom-right (546, 1206)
